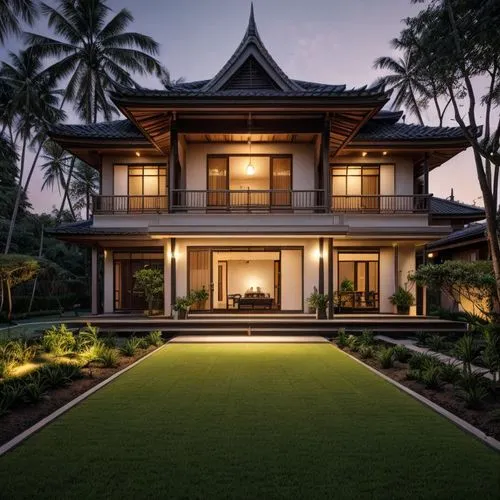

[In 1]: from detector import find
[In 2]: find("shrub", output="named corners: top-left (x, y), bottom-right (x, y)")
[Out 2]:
top-left (359, 329), bottom-right (375, 347)
top-left (359, 345), bottom-right (374, 359)
top-left (406, 369), bottom-right (421, 381)
top-left (0, 382), bottom-right (24, 415)
top-left (393, 345), bottom-right (411, 363)
top-left (376, 347), bottom-right (395, 369)
top-left (42, 324), bottom-right (76, 356)
top-left (101, 334), bottom-right (117, 349)
top-left (79, 341), bottom-right (108, 365)
top-left (346, 335), bottom-right (360, 352)
top-left (97, 348), bottom-right (119, 368)
top-left (0, 359), bottom-right (16, 378)
top-left (336, 329), bottom-right (348, 349)
top-left (57, 363), bottom-right (83, 380)
top-left (415, 331), bottom-right (429, 346)
top-left (76, 323), bottom-right (100, 351)
top-left (440, 362), bottom-right (462, 384)
top-left (454, 372), bottom-right (490, 409)
top-left (408, 352), bottom-right (438, 371)
top-left (425, 334), bottom-right (448, 353)
top-left (120, 337), bottom-right (142, 357)
top-left (454, 334), bottom-right (481, 374)
top-left (22, 373), bottom-right (47, 404)
top-left (39, 364), bottom-right (72, 389)
top-left (146, 330), bottom-right (163, 347)
top-left (420, 366), bottom-right (443, 390)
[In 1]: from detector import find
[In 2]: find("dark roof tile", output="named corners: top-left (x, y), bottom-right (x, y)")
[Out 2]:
top-left (427, 222), bottom-right (486, 249)
top-left (355, 122), bottom-right (467, 142)
top-left (430, 197), bottom-right (485, 217)
top-left (50, 120), bottom-right (144, 140)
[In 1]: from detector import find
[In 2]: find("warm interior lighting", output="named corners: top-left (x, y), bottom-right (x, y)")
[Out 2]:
top-left (362, 151), bottom-right (368, 157)
top-left (314, 247), bottom-right (324, 260)
top-left (135, 151), bottom-right (141, 157)
top-left (246, 163), bottom-right (255, 175)
top-left (427, 252), bottom-right (435, 259)
top-left (382, 151), bottom-right (388, 156)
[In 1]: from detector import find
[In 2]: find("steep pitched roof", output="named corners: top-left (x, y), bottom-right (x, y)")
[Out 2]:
top-left (202, 4), bottom-right (301, 92)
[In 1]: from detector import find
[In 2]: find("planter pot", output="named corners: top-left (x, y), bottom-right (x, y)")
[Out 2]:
top-left (316, 308), bottom-right (327, 320)
top-left (396, 306), bottom-right (410, 315)
top-left (177, 309), bottom-right (188, 320)
top-left (308, 306), bottom-right (315, 314)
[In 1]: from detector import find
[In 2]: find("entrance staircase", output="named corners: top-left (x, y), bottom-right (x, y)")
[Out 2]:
top-left (65, 313), bottom-right (467, 337)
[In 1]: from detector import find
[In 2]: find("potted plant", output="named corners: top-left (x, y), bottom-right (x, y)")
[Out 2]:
top-left (174, 296), bottom-right (191, 319)
top-left (389, 287), bottom-right (415, 315)
top-left (307, 289), bottom-right (329, 320)
top-left (133, 266), bottom-right (164, 316)
top-left (340, 278), bottom-right (354, 292)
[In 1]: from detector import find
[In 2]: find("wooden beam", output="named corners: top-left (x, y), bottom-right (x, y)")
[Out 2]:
top-left (318, 237), bottom-right (325, 294)
top-left (328, 237), bottom-right (334, 319)
top-left (322, 113), bottom-right (331, 205)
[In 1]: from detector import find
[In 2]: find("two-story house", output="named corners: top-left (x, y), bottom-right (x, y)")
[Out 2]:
top-left (49, 8), bottom-right (484, 318)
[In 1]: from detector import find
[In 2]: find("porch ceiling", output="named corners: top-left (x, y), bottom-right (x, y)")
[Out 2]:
top-left (183, 133), bottom-right (317, 143)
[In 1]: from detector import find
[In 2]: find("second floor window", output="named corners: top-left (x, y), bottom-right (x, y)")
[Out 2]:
top-left (114, 164), bottom-right (167, 211)
top-left (331, 165), bottom-right (379, 210)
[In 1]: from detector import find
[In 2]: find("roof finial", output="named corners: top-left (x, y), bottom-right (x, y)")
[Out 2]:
top-left (246, 2), bottom-right (259, 38)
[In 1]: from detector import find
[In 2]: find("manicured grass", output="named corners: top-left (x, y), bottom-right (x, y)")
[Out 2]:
top-left (0, 343), bottom-right (499, 499)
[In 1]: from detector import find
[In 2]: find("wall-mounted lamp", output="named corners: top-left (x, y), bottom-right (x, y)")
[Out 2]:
top-left (362, 151), bottom-right (368, 157)
top-left (382, 151), bottom-right (388, 156)
top-left (135, 151), bottom-right (141, 157)
top-left (427, 252), bottom-right (434, 259)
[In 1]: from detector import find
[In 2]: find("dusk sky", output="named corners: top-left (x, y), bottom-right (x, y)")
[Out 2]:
top-left (1, 0), bottom-right (487, 213)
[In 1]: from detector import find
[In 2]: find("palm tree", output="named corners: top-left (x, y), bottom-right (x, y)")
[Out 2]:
top-left (70, 160), bottom-right (99, 220)
top-left (0, 0), bottom-right (38, 45)
top-left (25, 0), bottom-right (161, 124)
top-left (1, 48), bottom-right (65, 253)
top-left (40, 140), bottom-right (71, 193)
top-left (373, 52), bottom-right (428, 125)
top-left (24, 0), bottom-right (162, 217)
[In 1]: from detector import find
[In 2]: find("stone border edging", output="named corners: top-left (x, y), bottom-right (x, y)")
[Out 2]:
top-left (0, 343), bottom-right (168, 457)
top-left (329, 342), bottom-right (500, 453)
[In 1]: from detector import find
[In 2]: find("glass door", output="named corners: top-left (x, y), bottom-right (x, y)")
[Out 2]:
top-left (207, 157), bottom-right (228, 208)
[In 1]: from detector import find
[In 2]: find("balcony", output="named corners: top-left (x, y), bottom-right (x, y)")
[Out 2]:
top-left (92, 193), bottom-right (430, 215)
top-left (331, 194), bottom-right (430, 214)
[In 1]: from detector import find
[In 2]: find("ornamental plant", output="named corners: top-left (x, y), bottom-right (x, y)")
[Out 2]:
top-left (133, 266), bottom-right (164, 315)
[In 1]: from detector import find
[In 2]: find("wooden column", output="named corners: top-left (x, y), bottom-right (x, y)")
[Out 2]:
top-left (91, 246), bottom-right (98, 315)
top-left (423, 152), bottom-right (429, 194)
top-left (170, 238), bottom-right (176, 312)
top-left (328, 237), bottom-right (334, 318)
top-left (318, 237), bottom-right (324, 294)
top-left (394, 244), bottom-right (399, 290)
top-left (169, 113), bottom-right (178, 211)
top-left (322, 113), bottom-right (331, 210)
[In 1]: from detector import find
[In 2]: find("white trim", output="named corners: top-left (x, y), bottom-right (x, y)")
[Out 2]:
top-left (331, 343), bottom-right (500, 453)
top-left (0, 344), bottom-right (167, 457)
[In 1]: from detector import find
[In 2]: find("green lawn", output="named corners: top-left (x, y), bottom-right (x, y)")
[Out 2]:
top-left (1, 342), bottom-right (499, 499)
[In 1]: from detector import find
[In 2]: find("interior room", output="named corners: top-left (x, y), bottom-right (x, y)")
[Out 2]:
top-left (212, 251), bottom-right (280, 310)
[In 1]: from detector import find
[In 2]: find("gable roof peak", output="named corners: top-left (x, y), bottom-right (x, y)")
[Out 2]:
top-left (202, 4), bottom-right (302, 92)
top-left (246, 3), bottom-right (260, 39)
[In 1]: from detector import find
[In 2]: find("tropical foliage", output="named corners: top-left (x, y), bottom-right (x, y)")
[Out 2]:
top-left (410, 260), bottom-right (495, 317)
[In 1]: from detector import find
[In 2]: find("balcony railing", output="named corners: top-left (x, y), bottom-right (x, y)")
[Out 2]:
top-left (92, 193), bottom-right (431, 215)
top-left (171, 189), bottom-right (327, 212)
top-left (92, 195), bottom-right (168, 214)
top-left (331, 194), bottom-right (430, 213)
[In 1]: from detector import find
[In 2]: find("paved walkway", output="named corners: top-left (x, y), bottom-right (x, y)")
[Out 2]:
top-left (376, 335), bottom-right (496, 381)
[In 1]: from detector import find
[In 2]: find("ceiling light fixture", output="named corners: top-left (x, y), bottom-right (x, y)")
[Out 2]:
top-left (135, 151), bottom-right (141, 157)
top-left (362, 151), bottom-right (368, 157)
top-left (382, 151), bottom-right (388, 156)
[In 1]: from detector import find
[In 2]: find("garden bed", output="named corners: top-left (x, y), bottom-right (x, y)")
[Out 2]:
top-left (332, 334), bottom-right (500, 441)
top-left (0, 325), bottom-right (166, 447)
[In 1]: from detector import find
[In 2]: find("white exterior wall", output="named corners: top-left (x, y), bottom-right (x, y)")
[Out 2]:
top-left (185, 143), bottom-right (315, 191)
top-left (397, 243), bottom-right (417, 316)
top-left (174, 237), bottom-right (320, 312)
